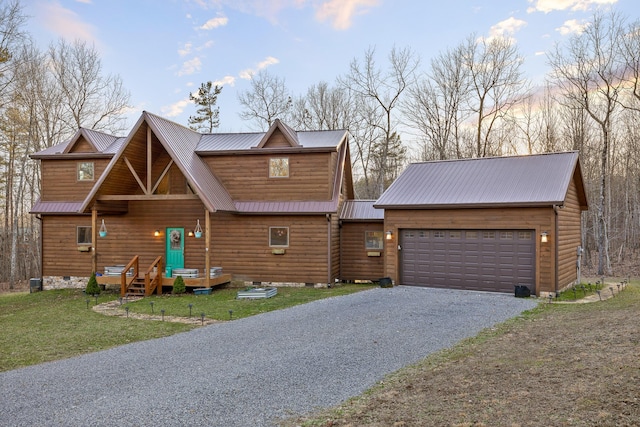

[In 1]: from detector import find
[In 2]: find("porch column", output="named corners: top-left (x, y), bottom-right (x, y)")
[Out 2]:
top-left (92, 207), bottom-right (98, 273)
top-left (205, 209), bottom-right (210, 288)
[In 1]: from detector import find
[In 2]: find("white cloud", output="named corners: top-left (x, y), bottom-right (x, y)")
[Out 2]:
top-left (75, 0), bottom-right (92, 4)
top-left (38, 1), bottom-right (97, 44)
top-left (199, 14), bottom-right (229, 30)
top-left (239, 56), bottom-right (279, 79)
top-left (535, 51), bottom-right (546, 56)
top-left (315, 0), bottom-right (380, 30)
top-left (489, 17), bottom-right (527, 39)
top-left (527, 0), bottom-right (617, 14)
top-left (177, 57), bottom-right (202, 76)
top-left (557, 19), bottom-right (589, 35)
top-left (214, 75), bottom-right (236, 87)
top-left (178, 42), bottom-right (192, 57)
top-left (162, 98), bottom-right (191, 117)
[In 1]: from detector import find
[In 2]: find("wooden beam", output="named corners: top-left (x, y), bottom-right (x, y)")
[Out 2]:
top-left (124, 156), bottom-right (148, 195)
top-left (205, 209), bottom-right (210, 288)
top-left (150, 159), bottom-right (174, 194)
top-left (97, 194), bottom-right (200, 201)
top-left (147, 126), bottom-right (152, 194)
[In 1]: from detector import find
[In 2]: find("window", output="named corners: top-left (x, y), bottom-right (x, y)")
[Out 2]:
top-left (269, 227), bottom-right (289, 247)
top-left (483, 231), bottom-right (495, 239)
top-left (466, 231), bottom-right (478, 239)
top-left (365, 231), bottom-right (384, 250)
top-left (449, 231), bottom-right (461, 239)
top-left (518, 231), bottom-right (532, 240)
top-left (433, 231), bottom-right (445, 238)
top-left (419, 231), bottom-right (427, 238)
top-left (77, 226), bottom-right (92, 245)
top-left (77, 162), bottom-right (94, 181)
top-left (269, 158), bottom-right (289, 178)
top-left (500, 232), bottom-right (513, 240)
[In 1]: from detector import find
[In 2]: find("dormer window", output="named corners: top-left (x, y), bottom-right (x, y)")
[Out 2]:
top-left (77, 162), bottom-right (94, 181)
top-left (269, 158), bottom-right (289, 178)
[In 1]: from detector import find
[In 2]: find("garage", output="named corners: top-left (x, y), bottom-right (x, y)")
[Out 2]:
top-left (374, 152), bottom-right (589, 296)
top-left (400, 229), bottom-right (535, 293)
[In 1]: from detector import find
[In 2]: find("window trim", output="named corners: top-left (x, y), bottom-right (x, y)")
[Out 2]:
top-left (269, 157), bottom-right (289, 178)
top-left (77, 226), bottom-right (92, 245)
top-left (77, 162), bottom-right (95, 181)
top-left (364, 231), bottom-right (384, 250)
top-left (269, 226), bottom-right (289, 247)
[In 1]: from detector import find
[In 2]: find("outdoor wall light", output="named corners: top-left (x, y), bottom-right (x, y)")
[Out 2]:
top-left (154, 229), bottom-right (161, 237)
top-left (188, 230), bottom-right (194, 237)
top-left (540, 231), bottom-right (549, 243)
top-left (386, 230), bottom-right (393, 240)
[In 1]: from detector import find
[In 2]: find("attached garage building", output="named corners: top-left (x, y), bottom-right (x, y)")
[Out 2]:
top-left (375, 152), bottom-right (588, 296)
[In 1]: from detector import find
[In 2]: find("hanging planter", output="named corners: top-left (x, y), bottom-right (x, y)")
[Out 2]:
top-left (99, 219), bottom-right (107, 238)
top-left (194, 219), bottom-right (202, 238)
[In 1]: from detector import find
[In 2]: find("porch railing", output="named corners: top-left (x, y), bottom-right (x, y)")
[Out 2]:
top-left (120, 255), bottom-right (139, 296)
top-left (144, 256), bottom-right (163, 296)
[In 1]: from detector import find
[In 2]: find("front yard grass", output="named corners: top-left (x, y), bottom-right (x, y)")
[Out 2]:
top-left (0, 284), bottom-right (375, 372)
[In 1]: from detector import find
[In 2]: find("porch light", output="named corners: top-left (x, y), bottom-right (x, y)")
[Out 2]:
top-left (188, 230), bottom-right (194, 237)
top-left (99, 219), bottom-right (107, 238)
top-left (386, 230), bottom-right (393, 240)
top-left (194, 219), bottom-right (203, 238)
top-left (154, 229), bottom-right (161, 237)
top-left (540, 231), bottom-right (548, 243)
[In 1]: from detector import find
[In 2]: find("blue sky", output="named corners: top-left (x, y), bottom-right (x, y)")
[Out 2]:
top-left (23, 0), bottom-right (637, 133)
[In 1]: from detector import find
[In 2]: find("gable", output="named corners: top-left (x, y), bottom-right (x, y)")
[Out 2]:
top-left (67, 137), bottom-right (96, 154)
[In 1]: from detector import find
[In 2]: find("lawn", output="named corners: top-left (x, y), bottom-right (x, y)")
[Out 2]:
top-left (0, 284), bottom-right (375, 372)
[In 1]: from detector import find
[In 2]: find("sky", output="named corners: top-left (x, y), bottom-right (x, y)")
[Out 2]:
top-left (21, 0), bottom-right (639, 134)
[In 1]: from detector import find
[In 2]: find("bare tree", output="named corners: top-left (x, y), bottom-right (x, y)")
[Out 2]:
top-left (548, 11), bottom-right (626, 275)
top-left (0, 0), bottom-right (26, 108)
top-left (403, 44), bottom-right (470, 160)
top-left (339, 46), bottom-right (419, 197)
top-left (237, 70), bottom-right (292, 130)
top-left (463, 34), bottom-right (528, 157)
top-left (48, 39), bottom-right (130, 134)
top-left (291, 81), bottom-right (353, 131)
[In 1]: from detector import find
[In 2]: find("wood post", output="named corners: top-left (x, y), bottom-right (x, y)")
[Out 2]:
top-left (92, 207), bottom-right (98, 274)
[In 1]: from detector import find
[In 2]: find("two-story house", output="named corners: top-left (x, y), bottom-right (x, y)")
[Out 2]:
top-left (30, 111), bottom-right (368, 293)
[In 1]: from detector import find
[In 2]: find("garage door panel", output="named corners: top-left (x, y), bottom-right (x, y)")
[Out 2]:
top-left (401, 229), bottom-right (535, 293)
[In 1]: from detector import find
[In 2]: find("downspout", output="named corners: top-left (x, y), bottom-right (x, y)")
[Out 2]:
top-left (553, 204), bottom-right (560, 295)
top-left (327, 213), bottom-right (331, 286)
top-left (36, 214), bottom-right (43, 283)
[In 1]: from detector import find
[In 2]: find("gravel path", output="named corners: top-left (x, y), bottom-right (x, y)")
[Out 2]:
top-left (0, 286), bottom-right (537, 427)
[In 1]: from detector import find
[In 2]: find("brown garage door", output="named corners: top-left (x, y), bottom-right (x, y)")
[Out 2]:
top-left (400, 229), bottom-right (535, 293)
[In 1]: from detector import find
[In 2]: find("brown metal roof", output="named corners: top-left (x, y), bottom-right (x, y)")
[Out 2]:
top-left (196, 129), bottom-right (347, 153)
top-left (235, 200), bottom-right (339, 214)
top-left (31, 129), bottom-right (125, 158)
top-left (340, 200), bottom-right (384, 221)
top-left (375, 152), bottom-right (587, 209)
top-left (30, 200), bottom-right (85, 214)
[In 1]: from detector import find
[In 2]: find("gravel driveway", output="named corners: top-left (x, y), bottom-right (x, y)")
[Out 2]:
top-left (1, 286), bottom-right (537, 426)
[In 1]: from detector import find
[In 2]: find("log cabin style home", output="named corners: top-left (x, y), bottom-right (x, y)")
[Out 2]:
top-left (30, 111), bottom-right (356, 295)
top-left (31, 110), bottom-right (587, 297)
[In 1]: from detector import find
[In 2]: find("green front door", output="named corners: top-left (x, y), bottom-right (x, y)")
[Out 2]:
top-left (166, 228), bottom-right (185, 273)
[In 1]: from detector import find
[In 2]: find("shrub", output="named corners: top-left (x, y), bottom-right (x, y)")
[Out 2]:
top-left (86, 272), bottom-right (101, 295)
top-left (172, 275), bottom-right (186, 294)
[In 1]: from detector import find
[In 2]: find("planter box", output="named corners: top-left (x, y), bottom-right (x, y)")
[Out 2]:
top-left (237, 287), bottom-right (278, 299)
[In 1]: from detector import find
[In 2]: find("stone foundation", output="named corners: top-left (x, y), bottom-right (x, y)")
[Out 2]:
top-left (43, 276), bottom-right (89, 290)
